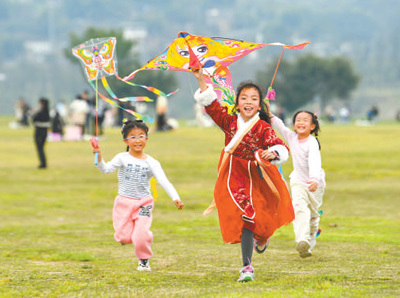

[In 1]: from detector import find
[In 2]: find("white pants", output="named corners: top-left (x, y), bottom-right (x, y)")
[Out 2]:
top-left (290, 182), bottom-right (325, 249)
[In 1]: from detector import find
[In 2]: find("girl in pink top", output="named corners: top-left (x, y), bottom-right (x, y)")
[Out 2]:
top-left (269, 107), bottom-right (326, 258)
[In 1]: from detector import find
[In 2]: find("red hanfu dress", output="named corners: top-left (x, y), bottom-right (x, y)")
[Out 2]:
top-left (205, 100), bottom-right (294, 245)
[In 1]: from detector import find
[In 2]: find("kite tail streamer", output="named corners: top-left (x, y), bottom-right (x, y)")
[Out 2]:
top-left (101, 76), bottom-right (153, 102)
top-left (116, 74), bottom-right (178, 98)
top-left (89, 80), bottom-right (154, 123)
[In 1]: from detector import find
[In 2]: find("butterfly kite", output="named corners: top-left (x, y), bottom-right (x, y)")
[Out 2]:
top-left (123, 31), bottom-right (309, 112)
top-left (71, 37), bottom-right (165, 123)
top-left (72, 37), bottom-right (172, 163)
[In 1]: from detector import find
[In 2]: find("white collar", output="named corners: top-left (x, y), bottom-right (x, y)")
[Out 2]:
top-left (237, 112), bottom-right (260, 129)
top-left (225, 112), bottom-right (260, 153)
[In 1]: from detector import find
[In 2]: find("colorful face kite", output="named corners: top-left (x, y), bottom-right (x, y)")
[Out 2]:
top-left (123, 31), bottom-right (309, 81)
top-left (72, 37), bottom-right (117, 81)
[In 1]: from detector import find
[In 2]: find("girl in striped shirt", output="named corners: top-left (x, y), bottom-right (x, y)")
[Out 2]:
top-left (92, 119), bottom-right (184, 271)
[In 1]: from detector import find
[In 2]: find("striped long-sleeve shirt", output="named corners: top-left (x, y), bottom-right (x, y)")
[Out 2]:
top-left (96, 152), bottom-right (180, 201)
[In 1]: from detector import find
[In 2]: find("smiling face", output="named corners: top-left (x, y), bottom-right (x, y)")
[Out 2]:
top-left (293, 112), bottom-right (316, 139)
top-left (123, 127), bottom-right (148, 158)
top-left (236, 87), bottom-right (261, 122)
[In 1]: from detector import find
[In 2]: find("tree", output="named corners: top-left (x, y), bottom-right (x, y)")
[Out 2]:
top-left (64, 27), bottom-right (177, 100)
top-left (256, 54), bottom-right (360, 113)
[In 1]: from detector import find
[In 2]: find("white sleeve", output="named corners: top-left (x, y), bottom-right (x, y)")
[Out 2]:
top-left (268, 144), bottom-right (289, 165)
top-left (96, 154), bottom-right (122, 174)
top-left (308, 138), bottom-right (322, 184)
top-left (271, 116), bottom-right (294, 142)
top-left (147, 158), bottom-right (180, 201)
top-left (194, 84), bottom-right (217, 106)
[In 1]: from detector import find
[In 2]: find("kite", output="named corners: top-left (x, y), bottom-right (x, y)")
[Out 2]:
top-left (123, 31), bottom-right (309, 112)
top-left (71, 37), bottom-right (156, 118)
top-left (72, 37), bottom-right (158, 164)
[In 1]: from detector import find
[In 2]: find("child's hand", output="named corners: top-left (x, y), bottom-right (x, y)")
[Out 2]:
top-left (92, 146), bottom-right (102, 162)
top-left (307, 181), bottom-right (318, 192)
top-left (260, 150), bottom-right (277, 161)
top-left (192, 67), bottom-right (203, 80)
top-left (192, 67), bottom-right (208, 92)
top-left (174, 200), bottom-right (184, 210)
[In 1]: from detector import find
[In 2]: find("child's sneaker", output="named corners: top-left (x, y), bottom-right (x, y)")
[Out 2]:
top-left (296, 240), bottom-right (312, 258)
top-left (237, 265), bottom-right (255, 282)
top-left (254, 238), bottom-right (270, 254)
top-left (137, 259), bottom-right (151, 271)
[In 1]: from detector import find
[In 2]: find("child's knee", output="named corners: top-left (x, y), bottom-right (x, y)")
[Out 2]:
top-left (114, 232), bottom-right (133, 244)
top-left (293, 199), bottom-right (309, 213)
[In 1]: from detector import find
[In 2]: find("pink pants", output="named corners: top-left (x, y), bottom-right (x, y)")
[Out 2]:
top-left (112, 195), bottom-right (154, 259)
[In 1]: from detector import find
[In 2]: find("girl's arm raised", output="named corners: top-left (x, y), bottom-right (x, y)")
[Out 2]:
top-left (192, 67), bottom-right (208, 92)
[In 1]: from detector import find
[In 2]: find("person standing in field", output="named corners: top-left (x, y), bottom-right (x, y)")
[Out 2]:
top-left (92, 119), bottom-right (184, 271)
top-left (69, 94), bottom-right (89, 139)
top-left (192, 67), bottom-right (294, 282)
top-left (32, 97), bottom-right (50, 169)
top-left (268, 104), bottom-right (326, 258)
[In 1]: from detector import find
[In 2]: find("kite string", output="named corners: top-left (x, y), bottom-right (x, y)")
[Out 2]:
top-left (88, 80), bottom-right (154, 123)
top-left (269, 48), bottom-right (285, 88)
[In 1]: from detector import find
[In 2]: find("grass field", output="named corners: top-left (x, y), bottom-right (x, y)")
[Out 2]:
top-left (1, 116), bottom-right (399, 297)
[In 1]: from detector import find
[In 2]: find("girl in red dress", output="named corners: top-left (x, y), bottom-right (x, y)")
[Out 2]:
top-left (192, 67), bottom-right (294, 282)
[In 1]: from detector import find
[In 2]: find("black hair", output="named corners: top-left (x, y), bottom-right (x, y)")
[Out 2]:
top-left (292, 111), bottom-right (321, 149)
top-left (234, 81), bottom-right (271, 124)
top-left (39, 97), bottom-right (50, 121)
top-left (121, 119), bottom-right (149, 151)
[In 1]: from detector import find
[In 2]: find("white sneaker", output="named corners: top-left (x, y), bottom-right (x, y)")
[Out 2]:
top-left (137, 259), bottom-right (151, 271)
top-left (237, 265), bottom-right (255, 282)
top-left (296, 241), bottom-right (312, 258)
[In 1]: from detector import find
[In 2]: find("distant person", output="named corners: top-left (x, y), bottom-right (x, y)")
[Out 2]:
top-left (51, 106), bottom-right (65, 140)
top-left (268, 104), bottom-right (326, 258)
top-left (97, 98), bottom-right (109, 136)
top-left (192, 67), bottom-right (294, 282)
top-left (397, 110), bottom-right (400, 122)
top-left (155, 95), bottom-right (172, 131)
top-left (15, 97), bottom-right (31, 127)
top-left (276, 104), bottom-right (286, 122)
top-left (367, 106), bottom-right (379, 122)
top-left (82, 90), bottom-right (96, 136)
top-left (91, 119), bottom-right (184, 271)
top-left (69, 94), bottom-right (89, 139)
top-left (339, 105), bottom-right (351, 123)
top-left (325, 105), bottom-right (336, 123)
top-left (32, 98), bottom-right (50, 169)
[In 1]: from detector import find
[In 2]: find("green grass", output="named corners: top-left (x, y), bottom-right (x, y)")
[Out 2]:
top-left (1, 116), bottom-right (399, 297)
